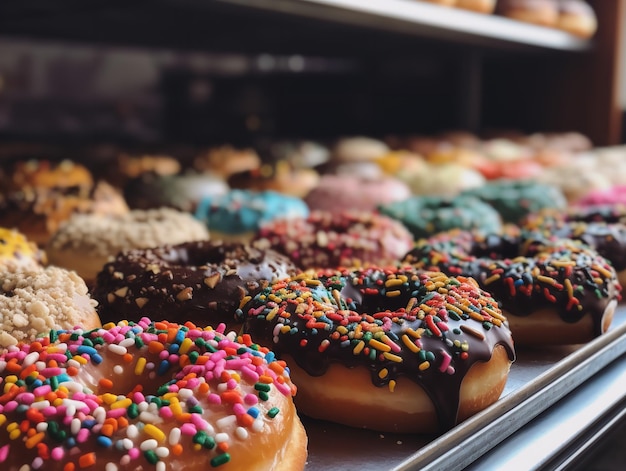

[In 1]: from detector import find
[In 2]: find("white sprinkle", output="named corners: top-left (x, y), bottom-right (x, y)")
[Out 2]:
top-left (217, 383), bottom-right (228, 393)
top-left (19, 465), bottom-right (31, 471)
top-left (215, 433), bottom-right (229, 443)
top-left (122, 438), bottom-right (134, 450)
top-left (169, 428), bottom-right (181, 445)
top-left (71, 418), bottom-right (81, 435)
top-left (108, 344), bottom-right (127, 355)
top-left (252, 418), bottom-right (264, 433)
top-left (35, 361), bottom-right (46, 370)
top-left (31, 400), bottom-right (51, 410)
top-left (93, 406), bottom-right (106, 423)
top-left (138, 402), bottom-right (149, 412)
top-left (178, 388), bottom-right (193, 400)
top-left (0, 360), bottom-right (6, 373)
top-left (156, 447), bottom-right (170, 458)
top-left (140, 439), bottom-right (158, 451)
top-left (120, 338), bottom-right (136, 348)
top-left (216, 415), bottom-right (237, 430)
top-left (36, 422), bottom-right (48, 433)
top-left (32, 458), bottom-right (43, 470)
top-left (105, 463), bottom-right (118, 471)
top-left (23, 352), bottom-right (40, 367)
top-left (127, 425), bottom-right (139, 439)
top-left (67, 359), bottom-right (81, 370)
top-left (156, 462), bottom-right (166, 471)
top-left (120, 455), bottom-right (131, 466)
top-left (235, 427), bottom-right (249, 440)
top-left (113, 365), bottom-right (124, 375)
top-left (139, 411), bottom-right (163, 424)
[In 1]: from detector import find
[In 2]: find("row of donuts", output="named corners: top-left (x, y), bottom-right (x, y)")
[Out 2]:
top-left (1, 195), bottom-right (624, 469)
top-left (417, 0), bottom-right (597, 38)
top-left (0, 227), bottom-right (515, 471)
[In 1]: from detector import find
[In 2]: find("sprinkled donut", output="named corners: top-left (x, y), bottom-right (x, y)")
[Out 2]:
top-left (0, 227), bottom-right (46, 271)
top-left (403, 230), bottom-right (621, 345)
top-left (0, 266), bottom-right (100, 347)
top-left (378, 195), bottom-right (502, 240)
top-left (46, 208), bottom-right (210, 285)
top-left (460, 179), bottom-right (567, 224)
top-left (237, 267), bottom-right (515, 433)
top-left (521, 207), bottom-right (626, 286)
top-left (252, 210), bottom-right (414, 270)
top-left (0, 318), bottom-right (307, 471)
top-left (92, 241), bottom-right (298, 329)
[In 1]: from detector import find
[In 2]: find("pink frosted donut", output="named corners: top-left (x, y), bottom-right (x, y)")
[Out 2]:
top-left (304, 174), bottom-right (411, 214)
top-left (576, 185), bottom-right (626, 207)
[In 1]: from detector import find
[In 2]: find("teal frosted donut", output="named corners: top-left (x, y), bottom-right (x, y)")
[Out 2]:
top-left (195, 189), bottom-right (309, 242)
top-left (461, 179), bottom-right (567, 224)
top-left (378, 195), bottom-right (502, 240)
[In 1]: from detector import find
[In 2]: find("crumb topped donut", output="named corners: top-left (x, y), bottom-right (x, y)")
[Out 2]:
top-left (404, 230), bottom-right (621, 345)
top-left (46, 208), bottom-right (210, 285)
top-left (0, 227), bottom-right (46, 271)
top-left (0, 266), bottom-right (100, 347)
top-left (237, 267), bottom-right (515, 433)
top-left (253, 210), bottom-right (414, 270)
top-left (92, 241), bottom-right (298, 329)
top-left (0, 318), bottom-right (307, 471)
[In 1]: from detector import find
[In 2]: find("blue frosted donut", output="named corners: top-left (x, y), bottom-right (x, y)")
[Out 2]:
top-left (378, 195), bottom-right (502, 240)
top-left (195, 189), bottom-right (310, 241)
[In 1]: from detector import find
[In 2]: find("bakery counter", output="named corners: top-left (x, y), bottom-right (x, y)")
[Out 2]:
top-left (301, 305), bottom-right (626, 470)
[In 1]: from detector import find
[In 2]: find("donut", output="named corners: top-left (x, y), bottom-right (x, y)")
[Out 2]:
top-left (252, 210), bottom-right (414, 270)
top-left (227, 161), bottom-right (320, 199)
top-left (456, 0), bottom-right (497, 13)
top-left (193, 145), bottom-right (261, 179)
top-left (575, 185), bottom-right (626, 207)
top-left (106, 153), bottom-right (182, 188)
top-left (332, 136), bottom-right (390, 162)
top-left (124, 172), bottom-right (229, 213)
top-left (537, 162), bottom-right (612, 204)
top-left (460, 179), bottom-right (568, 224)
top-left (0, 318), bottom-right (307, 471)
top-left (0, 266), bottom-right (100, 347)
top-left (378, 195), bottom-right (502, 240)
top-left (496, 0), bottom-right (559, 26)
top-left (237, 267), bottom-right (515, 433)
top-left (403, 230), bottom-right (621, 345)
top-left (521, 207), bottom-right (626, 286)
top-left (0, 227), bottom-right (46, 271)
top-left (304, 174), bottom-right (411, 215)
top-left (91, 240), bottom-right (298, 329)
top-left (4, 159), bottom-right (93, 194)
top-left (46, 208), bottom-right (211, 285)
top-left (0, 180), bottom-right (129, 247)
top-left (400, 162), bottom-right (486, 197)
top-left (557, 0), bottom-right (597, 38)
top-left (194, 190), bottom-right (310, 243)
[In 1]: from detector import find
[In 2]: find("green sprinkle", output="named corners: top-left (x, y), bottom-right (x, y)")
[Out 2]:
top-left (189, 351), bottom-right (200, 364)
top-left (144, 450), bottom-right (158, 465)
top-left (267, 407), bottom-right (280, 418)
top-left (189, 405), bottom-right (203, 414)
top-left (156, 385), bottom-right (169, 396)
top-left (259, 391), bottom-right (269, 401)
top-left (49, 376), bottom-right (59, 391)
top-left (210, 453), bottom-right (231, 467)
top-left (49, 330), bottom-right (58, 342)
top-left (127, 403), bottom-right (139, 419)
top-left (134, 337), bottom-right (144, 348)
top-left (254, 383), bottom-right (271, 392)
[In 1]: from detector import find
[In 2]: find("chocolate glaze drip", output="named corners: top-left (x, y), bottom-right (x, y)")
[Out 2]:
top-left (92, 240), bottom-right (298, 327)
top-left (239, 267), bottom-right (515, 432)
top-left (404, 230), bottom-right (622, 337)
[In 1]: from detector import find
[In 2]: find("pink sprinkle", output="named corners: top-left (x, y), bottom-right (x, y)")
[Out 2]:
top-left (241, 366), bottom-right (259, 383)
top-left (132, 392), bottom-right (145, 403)
top-left (16, 392), bottom-right (35, 405)
top-left (51, 447), bottom-right (65, 460)
top-left (4, 401), bottom-right (18, 413)
top-left (76, 428), bottom-right (90, 443)
top-left (190, 414), bottom-right (209, 431)
top-left (275, 382), bottom-right (291, 396)
top-left (33, 385), bottom-right (52, 397)
top-left (226, 379), bottom-right (237, 390)
top-left (244, 394), bottom-right (258, 405)
top-left (41, 367), bottom-right (62, 377)
top-left (224, 359), bottom-right (246, 370)
top-left (128, 448), bottom-right (140, 460)
top-left (160, 407), bottom-right (173, 419)
top-left (439, 350), bottom-right (452, 373)
top-left (207, 393), bottom-right (221, 405)
top-left (180, 423), bottom-right (197, 436)
top-left (107, 408), bottom-right (126, 418)
top-left (0, 444), bottom-right (9, 463)
top-left (42, 406), bottom-right (58, 417)
top-left (232, 404), bottom-right (246, 415)
top-left (186, 378), bottom-right (199, 389)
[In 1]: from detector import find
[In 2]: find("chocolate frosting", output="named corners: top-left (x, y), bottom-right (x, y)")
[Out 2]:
top-left (92, 240), bottom-right (298, 327)
top-left (238, 267), bottom-right (515, 432)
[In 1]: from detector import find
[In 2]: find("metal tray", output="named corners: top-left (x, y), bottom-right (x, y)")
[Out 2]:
top-left (302, 306), bottom-right (626, 470)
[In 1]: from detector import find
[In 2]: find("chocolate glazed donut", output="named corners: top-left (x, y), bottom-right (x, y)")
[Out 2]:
top-left (92, 241), bottom-right (298, 329)
top-left (237, 267), bottom-right (515, 433)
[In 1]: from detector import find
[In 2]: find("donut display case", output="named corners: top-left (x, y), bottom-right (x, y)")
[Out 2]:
top-left (1, 1), bottom-right (626, 470)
